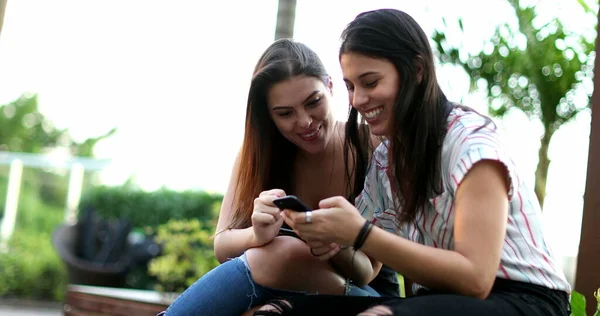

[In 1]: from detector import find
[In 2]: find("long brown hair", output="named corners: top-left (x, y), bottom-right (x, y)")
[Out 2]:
top-left (228, 39), bottom-right (330, 229)
top-left (340, 9), bottom-right (453, 225)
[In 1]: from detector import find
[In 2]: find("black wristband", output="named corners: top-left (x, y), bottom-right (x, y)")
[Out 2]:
top-left (353, 220), bottom-right (373, 250)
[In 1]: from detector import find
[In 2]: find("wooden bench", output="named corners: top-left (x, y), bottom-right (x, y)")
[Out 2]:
top-left (64, 284), bottom-right (176, 316)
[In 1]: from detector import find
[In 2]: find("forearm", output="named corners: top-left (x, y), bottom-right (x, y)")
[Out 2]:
top-left (330, 247), bottom-right (379, 287)
top-left (213, 227), bottom-right (260, 263)
top-left (361, 227), bottom-right (494, 298)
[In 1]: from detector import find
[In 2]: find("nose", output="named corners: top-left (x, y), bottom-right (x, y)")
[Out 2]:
top-left (296, 110), bottom-right (313, 129)
top-left (351, 88), bottom-right (369, 110)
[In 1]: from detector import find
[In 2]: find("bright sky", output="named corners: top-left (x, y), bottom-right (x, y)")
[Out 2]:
top-left (0, 0), bottom-right (597, 278)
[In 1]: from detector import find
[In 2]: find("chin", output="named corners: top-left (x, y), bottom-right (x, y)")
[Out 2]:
top-left (368, 125), bottom-right (387, 137)
top-left (300, 144), bottom-right (326, 154)
top-left (294, 137), bottom-right (326, 154)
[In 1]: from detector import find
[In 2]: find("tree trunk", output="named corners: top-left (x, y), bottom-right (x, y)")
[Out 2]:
top-left (0, 0), bottom-right (8, 36)
top-left (274, 0), bottom-right (296, 40)
top-left (534, 129), bottom-right (552, 208)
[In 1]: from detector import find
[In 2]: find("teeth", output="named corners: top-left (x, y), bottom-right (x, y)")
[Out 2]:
top-left (301, 129), bottom-right (319, 139)
top-left (364, 107), bottom-right (382, 119)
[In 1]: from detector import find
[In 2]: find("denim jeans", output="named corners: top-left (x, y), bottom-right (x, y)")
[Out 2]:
top-left (160, 253), bottom-right (379, 316)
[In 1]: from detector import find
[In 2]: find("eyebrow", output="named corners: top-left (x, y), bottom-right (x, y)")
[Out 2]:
top-left (271, 90), bottom-right (320, 111)
top-left (343, 71), bottom-right (379, 82)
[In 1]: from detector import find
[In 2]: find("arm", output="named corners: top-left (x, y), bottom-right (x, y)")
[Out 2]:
top-left (359, 160), bottom-right (509, 298)
top-left (332, 133), bottom-right (383, 286)
top-left (213, 152), bottom-right (260, 263)
top-left (287, 197), bottom-right (382, 287)
top-left (330, 247), bottom-right (382, 287)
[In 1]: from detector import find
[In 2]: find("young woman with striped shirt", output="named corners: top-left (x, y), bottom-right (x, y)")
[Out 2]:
top-left (279, 8), bottom-right (571, 316)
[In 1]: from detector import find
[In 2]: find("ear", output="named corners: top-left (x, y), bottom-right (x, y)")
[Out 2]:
top-left (415, 56), bottom-right (424, 84)
top-left (326, 75), bottom-right (334, 95)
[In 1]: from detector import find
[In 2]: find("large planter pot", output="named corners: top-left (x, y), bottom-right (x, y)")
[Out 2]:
top-left (52, 223), bottom-right (133, 288)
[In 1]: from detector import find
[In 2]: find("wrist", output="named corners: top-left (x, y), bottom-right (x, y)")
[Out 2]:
top-left (353, 220), bottom-right (374, 250)
top-left (247, 227), bottom-right (263, 248)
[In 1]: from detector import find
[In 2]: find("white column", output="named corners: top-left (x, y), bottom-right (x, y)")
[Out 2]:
top-left (0, 159), bottom-right (24, 252)
top-left (64, 163), bottom-right (84, 224)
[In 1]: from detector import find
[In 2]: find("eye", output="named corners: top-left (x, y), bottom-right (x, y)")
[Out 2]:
top-left (277, 111), bottom-right (293, 117)
top-left (345, 82), bottom-right (354, 91)
top-left (306, 97), bottom-right (321, 108)
top-left (365, 80), bottom-right (379, 88)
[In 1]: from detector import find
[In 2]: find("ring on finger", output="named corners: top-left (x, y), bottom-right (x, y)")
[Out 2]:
top-left (305, 211), bottom-right (312, 223)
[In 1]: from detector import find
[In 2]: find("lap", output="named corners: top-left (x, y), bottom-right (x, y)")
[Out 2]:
top-left (368, 279), bottom-right (569, 316)
top-left (377, 292), bottom-right (545, 316)
top-left (276, 279), bottom-right (569, 316)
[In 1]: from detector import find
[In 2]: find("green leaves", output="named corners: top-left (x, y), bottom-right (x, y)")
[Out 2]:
top-left (432, 1), bottom-right (595, 128)
top-left (79, 185), bottom-right (223, 229)
top-left (0, 93), bottom-right (117, 156)
top-left (147, 219), bottom-right (219, 293)
top-left (570, 291), bottom-right (586, 316)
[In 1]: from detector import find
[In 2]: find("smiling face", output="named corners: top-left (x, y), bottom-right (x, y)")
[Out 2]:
top-left (340, 52), bottom-right (400, 136)
top-left (267, 75), bottom-right (334, 154)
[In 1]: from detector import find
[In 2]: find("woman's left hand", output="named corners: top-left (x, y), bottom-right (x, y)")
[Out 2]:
top-left (283, 196), bottom-right (365, 247)
top-left (307, 242), bottom-right (342, 261)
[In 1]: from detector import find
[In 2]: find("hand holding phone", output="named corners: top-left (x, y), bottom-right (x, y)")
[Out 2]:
top-left (273, 195), bottom-right (311, 241)
top-left (273, 195), bottom-right (312, 212)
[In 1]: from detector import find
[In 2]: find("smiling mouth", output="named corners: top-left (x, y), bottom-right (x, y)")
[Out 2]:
top-left (363, 106), bottom-right (383, 120)
top-left (298, 126), bottom-right (321, 140)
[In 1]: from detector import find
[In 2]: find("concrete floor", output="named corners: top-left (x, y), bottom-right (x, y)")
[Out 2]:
top-left (0, 299), bottom-right (62, 316)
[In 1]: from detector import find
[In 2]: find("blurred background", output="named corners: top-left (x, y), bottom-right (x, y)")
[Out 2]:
top-left (0, 0), bottom-right (597, 315)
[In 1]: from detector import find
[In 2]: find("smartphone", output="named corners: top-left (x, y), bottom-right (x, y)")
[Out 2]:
top-left (273, 195), bottom-right (312, 212)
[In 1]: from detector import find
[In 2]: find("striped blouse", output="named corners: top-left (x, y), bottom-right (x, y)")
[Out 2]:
top-left (355, 107), bottom-right (571, 293)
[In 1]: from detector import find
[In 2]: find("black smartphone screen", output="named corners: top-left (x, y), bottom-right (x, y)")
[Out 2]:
top-left (272, 195), bottom-right (311, 212)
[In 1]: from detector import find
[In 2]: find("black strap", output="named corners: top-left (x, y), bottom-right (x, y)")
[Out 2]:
top-left (353, 220), bottom-right (373, 250)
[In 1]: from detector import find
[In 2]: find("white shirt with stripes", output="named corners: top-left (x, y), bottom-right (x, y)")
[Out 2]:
top-left (355, 107), bottom-right (571, 293)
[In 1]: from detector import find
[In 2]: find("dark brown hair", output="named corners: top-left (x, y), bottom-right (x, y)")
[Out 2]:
top-left (340, 9), bottom-right (453, 224)
top-left (228, 39), bottom-right (330, 229)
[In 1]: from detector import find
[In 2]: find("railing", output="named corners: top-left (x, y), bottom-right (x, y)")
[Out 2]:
top-left (0, 152), bottom-right (111, 252)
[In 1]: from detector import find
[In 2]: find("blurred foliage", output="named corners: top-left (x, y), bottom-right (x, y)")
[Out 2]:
top-left (0, 93), bottom-right (117, 212)
top-left (79, 185), bottom-right (222, 229)
top-left (0, 92), bottom-right (224, 301)
top-left (147, 219), bottom-right (219, 294)
top-left (595, 289), bottom-right (600, 315)
top-left (0, 93), bottom-right (116, 156)
top-left (0, 171), bottom-right (67, 301)
top-left (0, 93), bottom-right (117, 301)
top-left (78, 185), bottom-right (222, 292)
top-left (0, 231), bottom-right (67, 301)
top-left (570, 290), bottom-right (586, 316)
top-left (432, 0), bottom-right (596, 206)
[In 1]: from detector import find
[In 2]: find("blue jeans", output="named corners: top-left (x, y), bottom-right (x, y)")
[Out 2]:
top-left (161, 253), bottom-right (379, 316)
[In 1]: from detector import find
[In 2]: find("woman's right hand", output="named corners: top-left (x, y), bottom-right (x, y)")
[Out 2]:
top-left (251, 189), bottom-right (286, 247)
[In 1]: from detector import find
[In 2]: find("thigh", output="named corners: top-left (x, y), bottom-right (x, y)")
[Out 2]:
top-left (376, 292), bottom-right (559, 316)
top-left (164, 256), bottom-right (256, 316)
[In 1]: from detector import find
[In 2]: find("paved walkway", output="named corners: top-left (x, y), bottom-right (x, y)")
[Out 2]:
top-left (0, 299), bottom-right (62, 316)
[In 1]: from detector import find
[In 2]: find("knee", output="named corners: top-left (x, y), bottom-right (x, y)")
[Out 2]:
top-left (245, 236), bottom-right (326, 285)
top-left (245, 236), bottom-right (312, 278)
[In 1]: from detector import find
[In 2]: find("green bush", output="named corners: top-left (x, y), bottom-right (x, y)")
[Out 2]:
top-left (0, 230), bottom-right (67, 301)
top-left (0, 172), bottom-right (67, 301)
top-left (79, 185), bottom-right (223, 228)
top-left (147, 219), bottom-right (219, 293)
